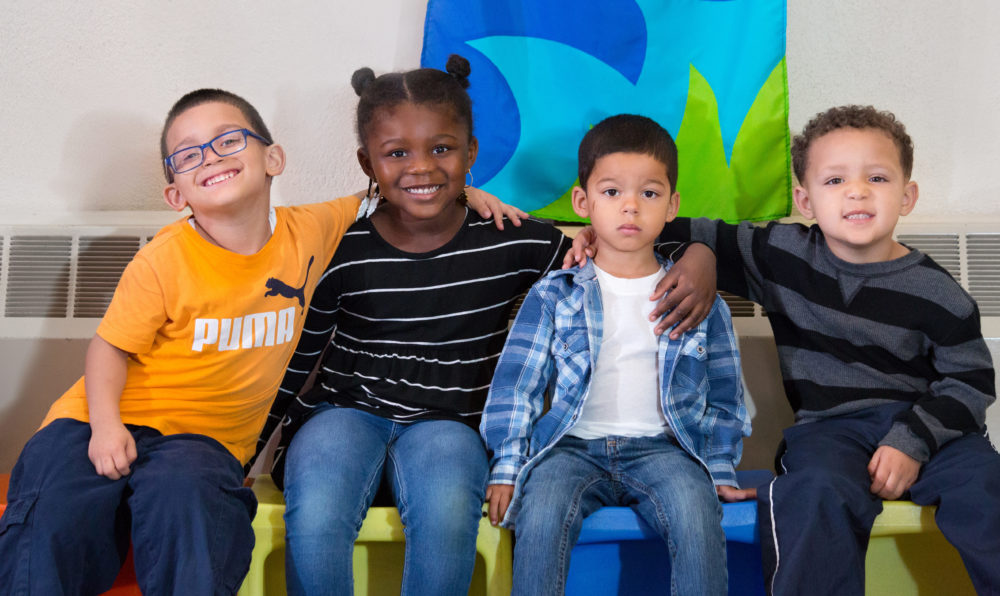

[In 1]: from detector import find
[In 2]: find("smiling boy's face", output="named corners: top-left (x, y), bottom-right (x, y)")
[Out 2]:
top-left (162, 101), bottom-right (283, 219)
top-left (793, 127), bottom-right (918, 264)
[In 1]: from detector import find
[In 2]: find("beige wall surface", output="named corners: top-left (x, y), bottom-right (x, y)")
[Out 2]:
top-left (2, 1), bottom-right (998, 222)
top-left (1, 2), bottom-right (999, 470)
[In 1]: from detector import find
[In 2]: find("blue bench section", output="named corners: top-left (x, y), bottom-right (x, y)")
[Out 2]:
top-left (566, 470), bottom-right (772, 596)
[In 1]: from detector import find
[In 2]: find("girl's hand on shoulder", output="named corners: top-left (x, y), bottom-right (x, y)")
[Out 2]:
top-left (650, 243), bottom-right (717, 339)
top-left (465, 187), bottom-right (527, 230)
top-left (716, 484), bottom-right (756, 502)
top-left (562, 226), bottom-right (597, 269)
top-left (88, 422), bottom-right (137, 480)
top-left (486, 483), bottom-right (515, 526)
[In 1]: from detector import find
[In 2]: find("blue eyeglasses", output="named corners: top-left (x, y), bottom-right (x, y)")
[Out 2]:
top-left (164, 128), bottom-right (271, 176)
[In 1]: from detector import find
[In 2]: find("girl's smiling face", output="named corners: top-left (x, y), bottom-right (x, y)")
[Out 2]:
top-left (358, 101), bottom-right (477, 226)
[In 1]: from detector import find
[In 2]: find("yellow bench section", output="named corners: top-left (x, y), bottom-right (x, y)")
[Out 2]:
top-left (866, 500), bottom-right (974, 595)
top-left (238, 475), bottom-right (512, 596)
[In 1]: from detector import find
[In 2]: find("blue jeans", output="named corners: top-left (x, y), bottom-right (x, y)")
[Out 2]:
top-left (513, 434), bottom-right (727, 596)
top-left (0, 418), bottom-right (256, 596)
top-left (282, 405), bottom-right (488, 596)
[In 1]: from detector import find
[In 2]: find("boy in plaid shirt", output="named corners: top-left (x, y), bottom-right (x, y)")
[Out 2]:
top-left (480, 114), bottom-right (751, 595)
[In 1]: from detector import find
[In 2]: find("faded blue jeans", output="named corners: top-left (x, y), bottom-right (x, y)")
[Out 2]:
top-left (512, 434), bottom-right (727, 596)
top-left (282, 405), bottom-right (488, 596)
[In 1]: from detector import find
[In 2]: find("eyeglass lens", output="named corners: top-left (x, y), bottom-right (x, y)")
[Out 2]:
top-left (169, 130), bottom-right (248, 173)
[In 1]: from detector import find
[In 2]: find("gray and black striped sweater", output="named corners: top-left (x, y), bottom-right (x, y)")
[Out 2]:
top-left (665, 218), bottom-right (995, 462)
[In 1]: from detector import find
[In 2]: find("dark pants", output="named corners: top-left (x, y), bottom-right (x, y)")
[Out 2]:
top-left (0, 418), bottom-right (257, 596)
top-left (758, 402), bottom-right (1000, 596)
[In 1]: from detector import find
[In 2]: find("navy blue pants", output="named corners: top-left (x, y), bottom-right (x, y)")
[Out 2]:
top-left (0, 418), bottom-right (257, 596)
top-left (758, 402), bottom-right (1000, 596)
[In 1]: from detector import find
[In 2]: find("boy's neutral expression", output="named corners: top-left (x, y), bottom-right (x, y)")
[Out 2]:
top-left (794, 127), bottom-right (917, 263)
top-left (572, 151), bottom-right (679, 260)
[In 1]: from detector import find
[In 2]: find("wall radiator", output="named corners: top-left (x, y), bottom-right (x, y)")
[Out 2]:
top-left (1, 220), bottom-right (998, 338)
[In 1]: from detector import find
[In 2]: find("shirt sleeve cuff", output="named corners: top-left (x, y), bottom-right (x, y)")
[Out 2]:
top-left (707, 459), bottom-right (739, 488)
top-left (879, 422), bottom-right (931, 463)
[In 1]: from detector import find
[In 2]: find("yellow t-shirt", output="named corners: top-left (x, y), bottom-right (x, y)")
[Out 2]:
top-left (42, 196), bottom-right (360, 464)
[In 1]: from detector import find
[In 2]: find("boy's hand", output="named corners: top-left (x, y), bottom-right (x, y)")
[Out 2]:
top-left (562, 226), bottom-right (597, 269)
top-left (868, 445), bottom-right (921, 500)
top-left (650, 243), bottom-right (718, 338)
top-left (88, 422), bottom-right (137, 480)
top-left (486, 483), bottom-right (515, 526)
top-left (465, 187), bottom-right (527, 230)
top-left (716, 484), bottom-right (757, 502)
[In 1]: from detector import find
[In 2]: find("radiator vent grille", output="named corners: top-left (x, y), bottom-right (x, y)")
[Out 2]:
top-left (74, 236), bottom-right (142, 318)
top-left (0, 223), bottom-right (997, 336)
top-left (720, 291), bottom-right (756, 317)
top-left (968, 234), bottom-right (1000, 317)
top-left (5, 236), bottom-right (72, 318)
top-left (898, 234), bottom-right (962, 282)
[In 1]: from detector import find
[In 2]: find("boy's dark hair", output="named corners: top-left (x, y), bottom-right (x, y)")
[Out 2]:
top-left (577, 114), bottom-right (678, 190)
top-left (160, 89), bottom-right (273, 182)
top-left (792, 105), bottom-right (914, 182)
top-left (351, 54), bottom-right (474, 149)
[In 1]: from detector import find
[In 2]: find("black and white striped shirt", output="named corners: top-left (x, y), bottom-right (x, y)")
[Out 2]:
top-left (263, 210), bottom-right (570, 478)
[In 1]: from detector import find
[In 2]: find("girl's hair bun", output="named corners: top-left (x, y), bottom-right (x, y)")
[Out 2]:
top-left (445, 54), bottom-right (471, 89)
top-left (351, 67), bottom-right (376, 96)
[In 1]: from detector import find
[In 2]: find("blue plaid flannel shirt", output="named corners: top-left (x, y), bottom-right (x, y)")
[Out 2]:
top-left (480, 257), bottom-right (750, 524)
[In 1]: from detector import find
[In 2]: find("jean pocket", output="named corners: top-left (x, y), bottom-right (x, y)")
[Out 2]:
top-left (0, 492), bottom-right (38, 537)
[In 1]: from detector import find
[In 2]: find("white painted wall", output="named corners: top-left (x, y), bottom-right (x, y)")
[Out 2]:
top-left (2, 1), bottom-right (998, 222)
top-left (1, 2), bottom-right (998, 471)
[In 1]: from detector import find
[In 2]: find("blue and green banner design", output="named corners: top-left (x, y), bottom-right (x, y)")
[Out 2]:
top-left (421, 0), bottom-right (791, 223)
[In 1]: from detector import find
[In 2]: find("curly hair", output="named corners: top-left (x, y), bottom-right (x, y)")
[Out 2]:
top-left (792, 105), bottom-right (914, 182)
top-left (350, 54), bottom-right (474, 150)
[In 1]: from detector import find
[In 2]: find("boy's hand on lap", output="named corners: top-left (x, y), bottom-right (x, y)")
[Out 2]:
top-left (88, 423), bottom-right (137, 480)
top-left (562, 226), bottom-right (596, 269)
top-left (716, 484), bottom-right (756, 502)
top-left (650, 243), bottom-right (718, 339)
top-left (465, 187), bottom-right (526, 230)
top-left (868, 445), bottom-right (921, 500)
top-left (486, 483), bottom-right (514, 526)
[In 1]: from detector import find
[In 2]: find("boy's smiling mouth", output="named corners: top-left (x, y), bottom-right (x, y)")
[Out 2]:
top-left (203, 170), bottom-right (239, 187)
top-left (844, 211), bottom-right (873, 220)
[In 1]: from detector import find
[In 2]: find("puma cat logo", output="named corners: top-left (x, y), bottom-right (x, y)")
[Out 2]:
top-left (265, 256), bottom-right (314, 308)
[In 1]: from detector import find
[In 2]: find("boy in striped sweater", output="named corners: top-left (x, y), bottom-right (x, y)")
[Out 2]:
top-left (663, 105), bottom-right (1000, 594)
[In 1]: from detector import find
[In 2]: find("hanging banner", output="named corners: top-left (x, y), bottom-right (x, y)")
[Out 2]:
top-left (422, 0), bottom-right (790, 223)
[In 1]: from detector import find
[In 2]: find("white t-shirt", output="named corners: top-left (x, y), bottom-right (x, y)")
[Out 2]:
top-left (568, 264), bottom-right (669, 439)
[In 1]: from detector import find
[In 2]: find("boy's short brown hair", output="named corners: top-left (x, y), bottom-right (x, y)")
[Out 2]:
top-left (792, 105), bottom-right (914, 182)
top-left (577, 114), bottom-right (678, 190)
top-left (160, 89), bottom-right (273, 182)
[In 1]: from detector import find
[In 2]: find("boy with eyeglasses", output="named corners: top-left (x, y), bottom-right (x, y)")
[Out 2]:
top-left (0, 89), bottom-right (361, 594)
top-left (0, 88), bottom-right (517, 594)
